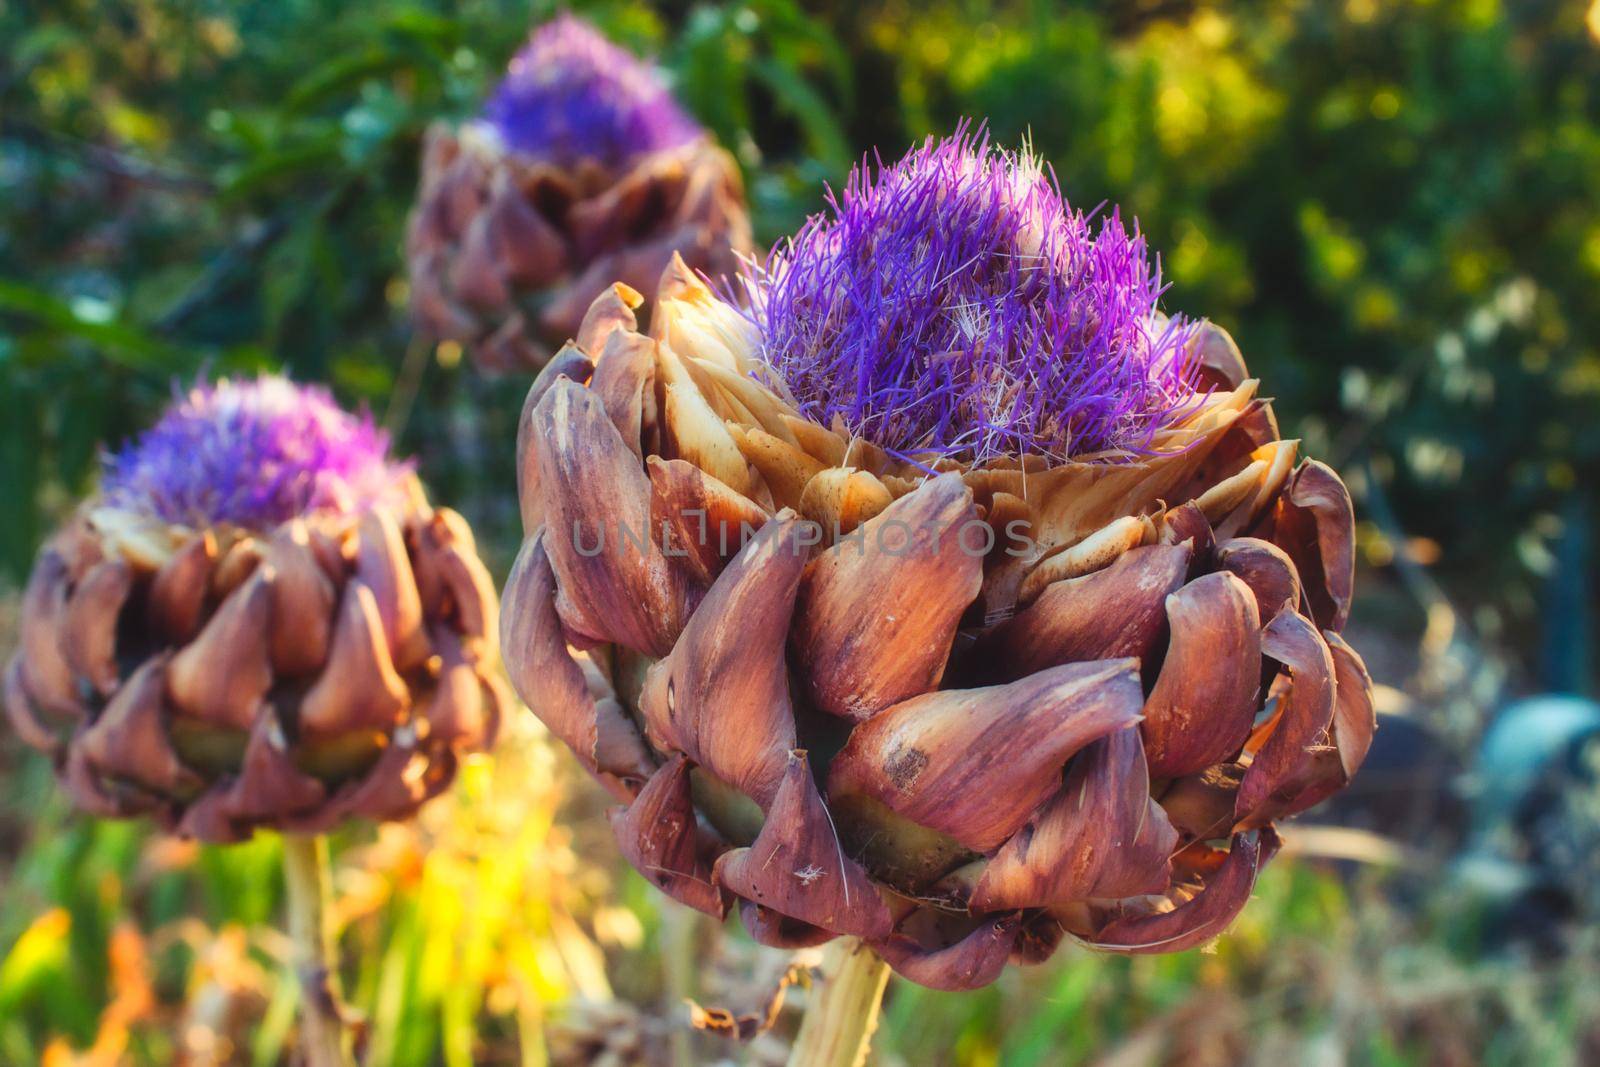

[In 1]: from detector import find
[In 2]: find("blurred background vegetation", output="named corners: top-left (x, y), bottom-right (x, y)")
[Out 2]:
top-left (3, 1), bottom-right (1599, 1064)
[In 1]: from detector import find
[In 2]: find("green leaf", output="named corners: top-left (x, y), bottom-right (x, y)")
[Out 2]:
top-left (0, 281), bottom-right (188, 372)
top-left (218, 139), bottom-right (344, 200)
top-left (283, 48), bottom-right (424, 116)
top-left (750, 57), bottom-right (849, 171)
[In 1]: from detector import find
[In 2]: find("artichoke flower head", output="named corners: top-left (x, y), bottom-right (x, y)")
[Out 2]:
top-left (102, 375), bottom-right (411, 530)
top-left (481, 13), bottom-right (702, 171)
top-left (503, 128), bottom-right (1372, 989)
top-left (748, 126), bottom-right (1202, 464)
top-left (407, 14), bottom-right (752, 372)
top-left (6, 376), bottom-right (506, 842)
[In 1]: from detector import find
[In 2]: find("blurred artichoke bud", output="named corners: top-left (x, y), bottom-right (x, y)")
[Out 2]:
top-left (406, 14), bottom-right (753, 374)
top-left (4, 377), bottom-right (505, 842)
top-left (501, 130), bottom-right (1373, 990)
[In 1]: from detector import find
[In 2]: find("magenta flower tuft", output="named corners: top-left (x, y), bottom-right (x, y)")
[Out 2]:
top-left (743, 125), bottom-right (1203, 464)
top-left (102, 376), bottom-right (409, 529)
top-left (482, 14), bottom-right (702, 168)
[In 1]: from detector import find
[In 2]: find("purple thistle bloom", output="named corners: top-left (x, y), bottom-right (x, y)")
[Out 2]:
top-left (482, 14), bottom-right (702, 169)
top-left (102, 376), bottom-right (411, 530)
top-left (742, 125), bottom-right (1203, 464)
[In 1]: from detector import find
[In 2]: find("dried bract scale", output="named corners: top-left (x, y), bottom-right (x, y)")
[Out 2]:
top-left (4, 377), bottom-right (504, 842)
top-left (406, 14), bottom-right (752, 373)
top-left (502, 130), bottom-right (1371, 989)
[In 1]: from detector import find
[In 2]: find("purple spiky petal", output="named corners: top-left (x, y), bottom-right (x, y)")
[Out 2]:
top-left (103, 376), bottom-right (411, 530)
top-left (742, 124), bottom-right (1203, 464)
top-left (482, 14), bottom-right (702, 169)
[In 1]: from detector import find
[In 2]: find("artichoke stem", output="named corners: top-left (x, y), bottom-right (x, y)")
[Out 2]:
top-left (788, 938), bottom-right (890, 1067)
top-left (662, 906), bottom-right (700, 1067)
top-left (282, 833), bottom-right (355, 1067)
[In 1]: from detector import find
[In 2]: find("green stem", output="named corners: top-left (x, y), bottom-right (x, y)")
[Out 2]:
top-left (788, 939), bottom-right (890, 1067)
top-left (282, 833), bottom-right (355, 1067)
top-left (382, 333), bottom-right (431, 440)
top-left (660, 906), bottom-right (699, 1067)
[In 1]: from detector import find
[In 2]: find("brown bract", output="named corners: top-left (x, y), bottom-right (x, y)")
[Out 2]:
top-left (498, 264), bottom-right (1372, 989)
top-left (4, 479), bottom-right (503, 842)
top-left (714, 751), bottom-right (892, 940)
top-left (406, 123), bottom-right (753, 373)
top-left (828, 659), bottom-right (1144, 853)
top-left (609, 754), bottom-right (728, 918)
top-left (638, 513), bottom-right (805, 806)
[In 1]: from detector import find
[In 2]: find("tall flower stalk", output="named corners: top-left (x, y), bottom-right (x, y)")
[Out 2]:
top-left (282, 834), bottom-right (354, 1067)
top-left (787, 940), bottom-right (890, 1067)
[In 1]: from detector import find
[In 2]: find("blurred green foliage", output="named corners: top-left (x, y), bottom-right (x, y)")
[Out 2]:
top-left (0, 713), bottom-right (624, 1066)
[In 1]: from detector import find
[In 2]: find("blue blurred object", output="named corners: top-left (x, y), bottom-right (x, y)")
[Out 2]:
top-left (1471, 696), bottom-right (1600, 824)
top-left (1458, 695), bottom-right (1600, 946)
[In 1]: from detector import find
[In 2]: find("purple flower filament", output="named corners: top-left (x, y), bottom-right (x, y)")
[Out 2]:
top-left (103, 376), bottom-right (410, 530)
top-left (482, 14), bottom-right (702, 169)
top-left (744, 126), bottom-right (1202, 464)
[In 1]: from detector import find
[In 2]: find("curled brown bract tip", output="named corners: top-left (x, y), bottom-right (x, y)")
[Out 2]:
top-left (292, 739), bottom-right (446, 832)
top-left (1326, 630), bottom-right (1377, 780)
top-left (356, 510), bottom-right (430, 672)
top-left (17, 549), bottom-right (84, 720)
top-left (1141, 571), bottom-right (1261, 780)
top-left (423, 627), bottom-right (492, 749)
top-left (77, 655), bottom-right (201, 796)
top-left (654, 249), bottom-right (703, 304)
top-left (798, 467), bottom-right (893, 538)
top-left (4, 655), bottom-right (63, 754)
top-left (970, 543), bottom-right (1190, 683)
top-left (263, 522), bottom-right (336, 677)
top-left (1235, 610), bottom-right (1337, 827)
top-left (646, 456), bottom-right (769, 586)
top-left (829, 659), bottom-right (1145, 854)
top-left (736, 900), bottom-right (838, 949)
top-left (1246, 627), bottom-right (1377, 822)
top-left (713, 751), bottom-right (891, 940)
top-left (872, 914), bottom-right (1021, 991)
top-left (639, 514), bottom-right (805, 809)
top-left (973, 726), bottom-right (1177, 911)
top-left (609, 755), bottom-right (729, 918)
top-left (589, 328), bottom-right (659, 459)
top-left (518, 344), bottom-right (597, 537)
top-left (61, 558), bottom-right (133, 698)
top-left (298, 579), bottom-right (411, 736)
top-left (148, 531), bottom-right (218, 644)
top-left (791, 472), bottom-right (983, 722)
top-left (1266, 460), bottom-right (1355, 632)
top-left (576, 282), bottom-right (643, 356)
top-left (500, 534), bottom-right (600, 770)
top-left (1085, 830), bottom-right (1278, 954)
top-left (166, 567), bottom-right (275, 733)
top-left (534, 379), bottom-right (688, 656)
top-left (1191, 321), bottom-right (1250, 391)
top-left (429, 541), bottom-right (499, 646)
top-left (222, 708), bottom-right (329, 825)
top-left (1215, 537), bottom-right (1302, 624)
